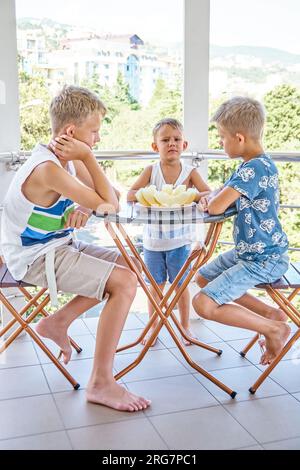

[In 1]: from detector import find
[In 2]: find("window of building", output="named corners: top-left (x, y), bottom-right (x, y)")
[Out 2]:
top-left (16, 0), bottom-right (183, 152)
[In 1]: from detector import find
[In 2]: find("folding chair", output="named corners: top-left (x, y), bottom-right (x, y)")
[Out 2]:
top-left (240, 261), bottom-right (300, 394)
top-left (0, 262), bottom-right (82, 389)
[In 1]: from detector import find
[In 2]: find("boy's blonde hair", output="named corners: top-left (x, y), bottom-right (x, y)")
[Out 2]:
top-left (152, 118), bottom-right (183, 140)
top-left (211, 96), bottom-right (265, 140)
top-left (50, 85), bottom-right (107, 135)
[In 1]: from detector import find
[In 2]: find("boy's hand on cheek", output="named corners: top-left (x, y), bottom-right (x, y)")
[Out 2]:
top-left (49, 135), bottom-right (93, 161)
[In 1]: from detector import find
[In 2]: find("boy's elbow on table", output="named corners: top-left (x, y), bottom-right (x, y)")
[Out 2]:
top-left (207, 200), bottom-right (227, 215)
top-left (91, 196), bottom-right (120, 213)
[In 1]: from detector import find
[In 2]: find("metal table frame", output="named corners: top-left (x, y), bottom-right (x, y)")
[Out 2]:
top-left (96, 203), bottom-right (237, 398)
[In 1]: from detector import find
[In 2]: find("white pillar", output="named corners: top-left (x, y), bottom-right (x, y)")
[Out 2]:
top-left (0, 0), bottom-right (26, 339)
top-left (184, 0), bottom-right (210, 173)
top-left (0, 0), bottom-right (20, 153)
top-left (184, 0), bottom-right (210, 315)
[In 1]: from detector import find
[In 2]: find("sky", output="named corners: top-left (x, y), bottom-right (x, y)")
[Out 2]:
top-left (15, 0), bottom-right (300, 54)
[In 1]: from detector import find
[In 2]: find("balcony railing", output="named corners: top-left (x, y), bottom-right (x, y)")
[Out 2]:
top-left (0, 150), bottom-right (299, 253)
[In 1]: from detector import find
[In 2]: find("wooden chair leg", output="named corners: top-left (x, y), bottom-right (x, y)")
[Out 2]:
top-left (249, 329), bottom-right (300, 394)
top-left (240, 333), bottom-right (260, 357)
top-left (18, 287), bottom-right (82, 354)
top-left (0, 292), bottom-right (80, 389)
top-left (240, 288), bottom-right (299, 358)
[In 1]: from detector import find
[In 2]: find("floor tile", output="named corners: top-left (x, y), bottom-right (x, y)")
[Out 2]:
top-left (263, 437), bottom-right (300, 450)
top-left (0, 341), bottom-right (39, 369)
top-left (157, 319), bottom-right (222, 348)
top-left (0, 431), bottom-right (72, 450)
top-left (42, 358), bottom-right (93, 393)
top-left (122, 314), bottom-right (146, 330)
top-left (224, 395), bottom-right (300, 443)
top-left (0, 365), bottom-right (49, 400)
top-left (126, 375), bottom-right (218, 416)
top-left (53, 389), bottom-right (145, 428)
top-left (117, 328), bottom-right (166, 354)
top-left (203, 322), bottom-right (254, 341)
top-left (256, 360), bottom-right (300, 393)
top-left (194, 365), bottom-right (287, 404)
top-left (68, 418), bottom-right (168, 450)
top-left (114, 348), bottom-right (190, 382)
top-left (170, 341), bottom-right (251, 373)
top-left (33, 334), bottom-right (95, 364)
top-left (83, 313), bottom-right (144, 335)
top-left (236, 444), bottom-right (263, 450)
top-left (66, 319), bottom-right (91, 336)
top-left (81, 317), bottom-right (98, 334)
top-left (0, 395), bottom-right (64, 440)
top-left (292, 392), bottom-right (300, 402)
top-left (150, 406), bottom-right (256, 449)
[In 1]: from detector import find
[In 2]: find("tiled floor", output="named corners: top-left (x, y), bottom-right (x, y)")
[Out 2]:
top-left (1, 285), bottom-right (300, 450)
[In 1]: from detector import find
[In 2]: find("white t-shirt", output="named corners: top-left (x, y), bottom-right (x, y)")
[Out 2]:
top-left (143, 161), bottom-right (197, 251)
top-left (1, 144), bottom-right (75, 280)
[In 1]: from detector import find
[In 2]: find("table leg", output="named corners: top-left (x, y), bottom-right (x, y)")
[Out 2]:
top-left (105, 220), bottom-right (237, 398)
top-left (117, 221), bottom-right (223, 348)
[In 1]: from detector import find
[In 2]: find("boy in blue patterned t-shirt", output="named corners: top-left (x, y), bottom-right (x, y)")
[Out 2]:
top-left (193, 96), bottom-right (290, 366)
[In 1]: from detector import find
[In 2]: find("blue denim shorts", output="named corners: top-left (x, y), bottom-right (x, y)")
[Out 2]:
top-left (143, 245), bottom-right (191, 286)
top-left (199, 248), bottom-right (289, 305)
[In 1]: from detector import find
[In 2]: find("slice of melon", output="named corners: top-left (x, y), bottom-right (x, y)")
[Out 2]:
top-left (171, 192), bottom-right (191, 205)
top-left (173, 184), bottom-right (186, 196)
top-left (184, 188), bottom-right (197, 204)
top-left (136, 188), bottom-right (151, 206)
top-left (154, 191), bottom-right (173, 206)
top-left (143, 187), bottom-right (158, 205)
top-left (161, 184), bottom-right (174, 195)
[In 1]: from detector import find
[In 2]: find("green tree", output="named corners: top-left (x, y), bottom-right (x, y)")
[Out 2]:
top-left (19, 71), bottom-right (51, 149)
top-left (263, 84), bottom-right (300, 258)
top-left (113, 71), bottom-right (139, 109)
top-left (264, 84), bottom-right (300, 151)
top-left (149, 78), bottom-right (182, 121)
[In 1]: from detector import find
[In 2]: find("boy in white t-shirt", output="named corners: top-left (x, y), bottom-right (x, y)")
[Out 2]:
top-left (128, 118), bottom-right (210, 345)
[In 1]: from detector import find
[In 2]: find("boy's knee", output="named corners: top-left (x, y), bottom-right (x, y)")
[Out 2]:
top-left (107, 266), bottom-right (137, 297)
top-left (192, 292), bottom-right (217, 319)
top-left (122, 269), bottom-right (138, 295)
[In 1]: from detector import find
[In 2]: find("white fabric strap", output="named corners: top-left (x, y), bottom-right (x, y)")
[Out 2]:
top-left (45, 249), bottom-right (58, 307)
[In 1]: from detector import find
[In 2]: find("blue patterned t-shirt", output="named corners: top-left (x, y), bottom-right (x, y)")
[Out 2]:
top-left (224, 154), bottom-right (288, 261)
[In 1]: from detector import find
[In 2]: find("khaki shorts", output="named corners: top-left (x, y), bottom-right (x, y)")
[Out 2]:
top-left (23, 240), bottom-right (120, 301)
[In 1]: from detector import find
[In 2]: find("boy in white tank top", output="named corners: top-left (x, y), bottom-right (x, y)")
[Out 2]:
top-left (128, 118), bottom-right (211, 346)
top-left (2, 85), bottom-right (151, 412)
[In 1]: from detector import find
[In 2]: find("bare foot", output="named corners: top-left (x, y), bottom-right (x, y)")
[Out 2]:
top-left (35, 317), bottom-right (72, 364)
top-left (181, 327), bottom-right (198, 346)
top-left (86, 381), bottom-right (151, 411)
top-left (260, 323), bottom-right (291, 365)
top-left (258, 308), bottom-right (288, 352)
top-left (141, 327), bottom-right (159, 347)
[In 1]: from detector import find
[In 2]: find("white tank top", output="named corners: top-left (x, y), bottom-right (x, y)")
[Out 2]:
top-left (1, 144), bottom-right (76, 281)
top-left (143, 161), bottom-right (196, 251)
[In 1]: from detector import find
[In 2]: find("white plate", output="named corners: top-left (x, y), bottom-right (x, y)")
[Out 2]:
top-left (135, 202), bottom-right (196, 212)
